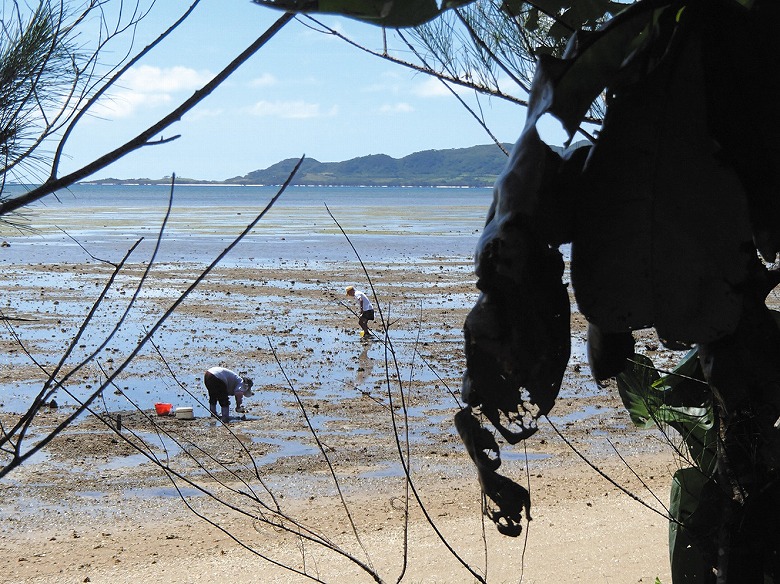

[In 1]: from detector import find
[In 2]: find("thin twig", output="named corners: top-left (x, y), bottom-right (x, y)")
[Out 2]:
top-left (301, 15), bottom-right (529, 108)
top-left (606, 437), bottom-right (671, 515)
top-left (327, 204), bottom-right (488, 583)
top-left (267, 338), bottom-right (380, 581)
top-left (2, 157), bottom-right (303, 478)
top-left (544, 415), bottom-right (680, 525)
top-left (396, 28), bottom-right (510, 156)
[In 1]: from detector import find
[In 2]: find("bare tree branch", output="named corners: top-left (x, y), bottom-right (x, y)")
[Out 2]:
top-left (0, 10), bottom-right (295, 217)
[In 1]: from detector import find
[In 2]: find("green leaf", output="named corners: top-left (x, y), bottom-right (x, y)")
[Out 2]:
top-left (254, 0), bottom-right (478, 27)
top-left (533, 4), bottom-right (657, 137)
top-left (318, 0), bottom-right (440, 25)
top-left (617, 352), bottom-right (716, 475)
top-left (531, 0), bottom-right (580, 15)
top-left (502, 0), bottom-right (523, 14)
top-left (570, 6), bottom-right (755, 345)
top-left (524, 7), bottom-right (541, 34)
top-left (615, 354), bottom-right (661, 428)
top-left (547, 19), bottom-right (573, 43)
top-left (669, 468), bottom-right (721, 581)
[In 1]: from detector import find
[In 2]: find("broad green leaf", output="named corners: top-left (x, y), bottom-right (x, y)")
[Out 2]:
top-left (502, 0), bottom-right (523, 12)
top-left (617, 352), bottom-right (716, 475)
top-left (528, 0), bottom-right (583, 15)
top-left (524, 7), bottom-right (541, 33)
top-left (559, 1), bottom-right (613, 29)
top-left (547, 19), bottom-right (573, 44)
top-left (534, 2), bottom-right (654, 136)
top-left (615, 354), bottom-right (660, 429)
top-left (318, 0), bottom-right (440, 25)
top-left (570, 6), bottom-right (754, 344)
top-left (669, 468), bottom-right (721, 582)
top-left (254, 0), bottom-right (477, 27)
top-left (534, 4), bottom-right (657, 137)
top-left (442, 0), bottom-right (475, 8)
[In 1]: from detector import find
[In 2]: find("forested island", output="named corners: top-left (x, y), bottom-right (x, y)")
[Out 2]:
top-left (84, 144), bottom-right (515, 187)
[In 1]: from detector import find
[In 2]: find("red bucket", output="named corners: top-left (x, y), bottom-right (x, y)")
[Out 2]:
top-left (154, 403), bottom-right (172, 416)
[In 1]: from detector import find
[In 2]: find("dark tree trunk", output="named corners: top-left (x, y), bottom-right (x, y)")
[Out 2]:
top-left (698, 275), bottom-right (780, 583)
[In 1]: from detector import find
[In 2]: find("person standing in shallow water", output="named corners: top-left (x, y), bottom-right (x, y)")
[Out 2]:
top-left (203, 366), bottom-right (253, 423)
top-left (346, 285), bottom-right (374, 339)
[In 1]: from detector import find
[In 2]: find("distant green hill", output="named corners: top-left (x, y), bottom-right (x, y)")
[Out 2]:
top-left (85, 144), bottom-right (515, 187)
top-left (84, 142), bottom-right (591, 187)
top-left (225, 143), bottom-right (513, 187)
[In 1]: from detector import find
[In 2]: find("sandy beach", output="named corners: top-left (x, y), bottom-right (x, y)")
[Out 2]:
top-left (0, 253), bottom-right (686, 584)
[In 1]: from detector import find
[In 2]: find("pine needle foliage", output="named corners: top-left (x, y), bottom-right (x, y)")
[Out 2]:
top-left (0, 1), bottom-right (78, 185)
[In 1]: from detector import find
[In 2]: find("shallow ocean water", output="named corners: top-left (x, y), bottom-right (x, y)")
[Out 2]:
top-left (1, 185), bottom-right (496, 413)
top-left (1, 183), bottom-right (604, 480)
top-left (0, 182), bottom-right (691, 559)
top-left (1, 183), bottom-right (495, 265)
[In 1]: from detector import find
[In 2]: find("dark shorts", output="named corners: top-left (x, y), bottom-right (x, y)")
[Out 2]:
top-left (204, 371), bottom-right (229, 407)
top-left (360, 309), bottom-right (375, 321)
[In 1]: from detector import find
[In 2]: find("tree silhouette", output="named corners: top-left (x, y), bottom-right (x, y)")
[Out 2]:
top-left (260, 1), bottom-right (780, 581)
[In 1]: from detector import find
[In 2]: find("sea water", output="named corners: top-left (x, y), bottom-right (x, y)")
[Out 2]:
top-left (1, 185), bottom-right (498, 413)
top-left (1, 184), bottom-right (585, 422)
top-left (1, 184), bottom-right (600, 473)
top-left (1, 184), bottom-right (495, 266)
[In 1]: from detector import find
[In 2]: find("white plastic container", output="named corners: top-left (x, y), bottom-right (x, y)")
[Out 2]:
top-left (175, 406), bottom-right (194, 420)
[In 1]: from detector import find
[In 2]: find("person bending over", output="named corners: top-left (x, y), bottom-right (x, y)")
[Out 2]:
top-left (203, 366), bottom-right (253, 423)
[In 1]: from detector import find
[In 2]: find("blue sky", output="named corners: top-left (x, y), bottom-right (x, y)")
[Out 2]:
top-left (62, 1), bottom-right (570, 181)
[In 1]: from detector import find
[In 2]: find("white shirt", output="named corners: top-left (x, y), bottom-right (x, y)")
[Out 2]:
top-left (355, 290), bottom-right (373, 312)
top-left (207, 366), bottom-right (246, 396)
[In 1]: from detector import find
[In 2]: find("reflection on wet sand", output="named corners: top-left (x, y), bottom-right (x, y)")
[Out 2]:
top-left (355, 343), bottom-right (373, 387)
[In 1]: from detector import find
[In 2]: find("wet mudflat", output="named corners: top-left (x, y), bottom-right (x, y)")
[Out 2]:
top-left (0, 185), bottom-right (712, 582)
top-left (0, 254), bottom-right (680, 525)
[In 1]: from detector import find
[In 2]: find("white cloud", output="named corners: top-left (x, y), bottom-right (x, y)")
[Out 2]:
top-left (413, 76), bottom-right (471, 98)
top-left (122, 65), bottom-right (213, 93)
top-left (249, 73), bottom-right (278, 88)
top-left (187, 107), bottom-right (225, 121)
top-left (362, 71), bottom-right (406, 95)
top-left (246, 100), bottom-right (335, 119)
top-left (91, 91), bottom-right (172, 119)
top-left (121, 65), bottom-right (212, 94)
top-left (91, 65), bottom-right (213, 119)
top-left (378, 102), bottom-right (414, 114)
